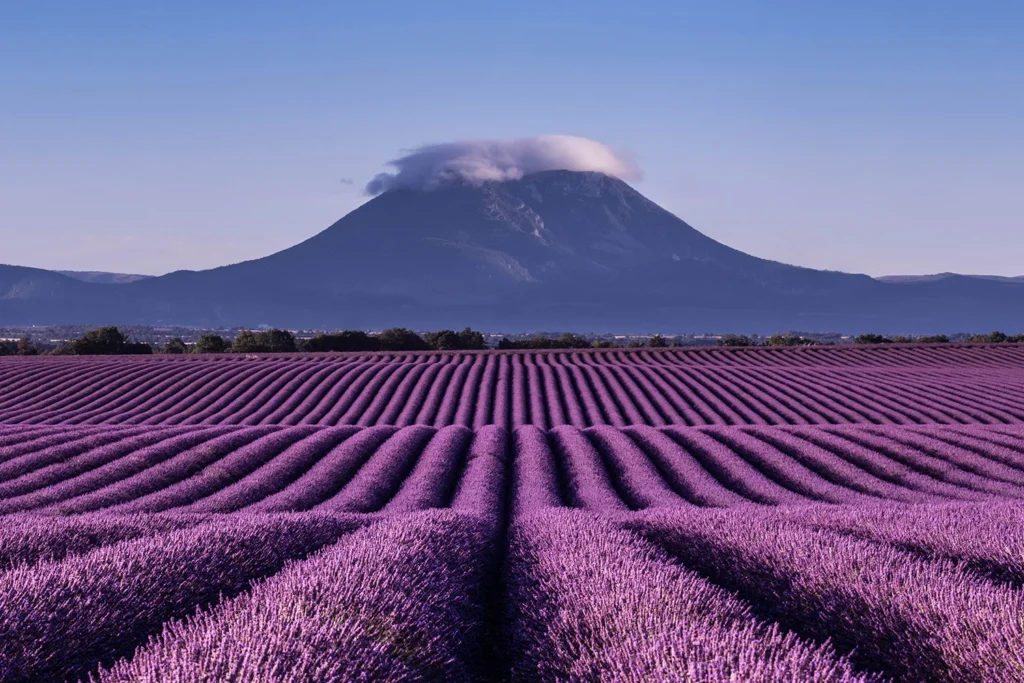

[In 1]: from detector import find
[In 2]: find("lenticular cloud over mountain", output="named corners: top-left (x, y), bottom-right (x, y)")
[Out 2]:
top-left (365, 135), bottom-right (641, 195)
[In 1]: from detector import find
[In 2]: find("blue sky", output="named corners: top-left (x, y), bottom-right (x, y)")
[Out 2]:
top-left (2, 1), bottom-right (1021, 276)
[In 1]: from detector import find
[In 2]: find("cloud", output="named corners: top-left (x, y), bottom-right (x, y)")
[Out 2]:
top-left (365, 135), bottom-right (641, 195)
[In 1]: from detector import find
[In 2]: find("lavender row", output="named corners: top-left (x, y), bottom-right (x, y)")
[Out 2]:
top-left (508, 424), bottom-right (1024, 512)
top-left (0, 512), bottom-right (209, 570)
top-left (3, 423), bottom-right (1024, 513)
top-left (0, 425), bottom-right (501, 515)
top-left (504, 509), bottom-right (877, 682)
top-left (92, 507), bottom-right (872, 681)
top-left (4, 350), bottom-right (1024, 427)
top-left (622, 507), bottom-right (1024, 682)
top-left (0, 426), bottom-right (249, 514)
top-left (97, 510), bottom-right (497, 682)
top-left (0, 513), bottom-right (368, 682)
top-left (776, 500), bottom-right (1024, 585)
top-left (5, 503), bottom-right (1024, 679)
top-left (3, 343), bottom-right (1023, 381)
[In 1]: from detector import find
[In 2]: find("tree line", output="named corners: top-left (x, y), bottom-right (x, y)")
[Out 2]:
top-left (0, 326), bottom-right (488, 355)
top-left (717, 331), bottom-right (1024, 347)
top-left (3, 326), bottom-right (1022, 356)
top-left (183, 329), bottom-right (672, 353)
top-left (3, 327), bottom-right (680, 355)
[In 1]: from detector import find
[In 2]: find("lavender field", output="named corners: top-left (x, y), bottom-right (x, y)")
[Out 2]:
top-left (2, 346), bottom-right (1024, 681)
top-left (4, 345), bottom-right (1024, 428)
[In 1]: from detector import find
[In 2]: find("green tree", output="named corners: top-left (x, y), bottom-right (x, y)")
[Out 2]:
top-left (854, 334), bottom-right (891, 345)
top-left (647, 334), bottom-right (669, 348)
top-left (376, 328), bottom-right (427, 351)
top-left (916, 335), bottom-right (949, 343)
top-left (556, 333), bottom-right (591, 349)
top-left (69, 327), bottom-right (129, 355)
top-left (495, 334), bottom-right (589, 350)
top-left (305, 331), bottom-right (379, 352)
top-left (457, 327), bottom-right (486, 350)
top-left (17, 337), bottom-right (38, 356)
top-left (163, 338), bottom-right (188, 354)
top-left (423, 329), bottom-right (462, 351)
top-left (717, 334), bottom-right (754, 347)
top-left (766, 334), bottom-right (816, 347)
top-left (258, 329), bottom-right (298, 353)
top-left (194, 334), bottom-right (229, 354)
top-left (123, 341), bottom-right (153, 355)
top-left (524, 335), bottom-right (554, 349)
top-left (232, 330), bottom-right (264, 353)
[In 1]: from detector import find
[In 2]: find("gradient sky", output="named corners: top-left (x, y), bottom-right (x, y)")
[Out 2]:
top-left (2, 1), bottom-right (1021, 277)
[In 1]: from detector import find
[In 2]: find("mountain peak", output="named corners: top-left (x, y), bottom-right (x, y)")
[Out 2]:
top-left (57, 271), bottom-right (152, 285)
top-left (228, 167), bottom-right (734, 308)
top-left (364, 135), bottom-right (640, 195)
top-left (514, 169), bottom-right (636, 198)
top-left (4, 167), bottom-right (1023, 333)
top-left (374, 168), bottom-right (630, 199)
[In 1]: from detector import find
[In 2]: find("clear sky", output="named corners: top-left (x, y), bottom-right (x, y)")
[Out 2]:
top-left (2, 1), bottom-right (1021, 277)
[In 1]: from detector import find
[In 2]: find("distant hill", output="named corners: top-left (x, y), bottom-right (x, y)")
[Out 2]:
top-left (878, 273), bottom-right (1024, 284)
top-left (2, 170), bottom-right (1023, 333)
top-left (57, 271), bottom-right (152, 285)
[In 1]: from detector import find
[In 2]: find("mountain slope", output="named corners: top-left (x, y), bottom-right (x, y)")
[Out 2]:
top-left (57, 271), bottom-right (152, 285)
top-left (2, 171), bottom-right (1022, 332)
top-left (879, 273), bottom-right (1024, 284)
top-left (254, 171), bottom-right (872, 297)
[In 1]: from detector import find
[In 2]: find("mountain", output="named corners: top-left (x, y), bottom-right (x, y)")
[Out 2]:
top-left (2, 170), bottom-right (1023, 333)
top-left (0, 265), bottom-right (131, 323)
top-left (878, 273), bottom-right (1024, 284)
top-left (57, 271), bottom-right (152, 285)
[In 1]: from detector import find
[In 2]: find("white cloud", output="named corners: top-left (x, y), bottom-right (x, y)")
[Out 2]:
top-left (365, 135), bottom-right (641, 195)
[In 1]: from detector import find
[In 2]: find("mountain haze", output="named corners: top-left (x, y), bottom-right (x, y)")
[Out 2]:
top-left (57, 271), bottom-right (152, 285)
top-left (878, 273), bottom-right (1024, 284)
top-left (3, 170), bottom-right (1022, 333)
